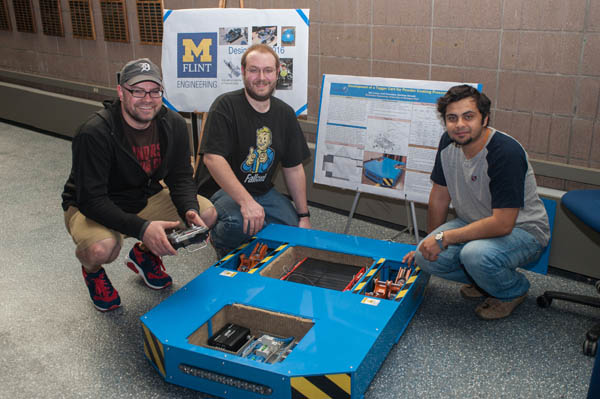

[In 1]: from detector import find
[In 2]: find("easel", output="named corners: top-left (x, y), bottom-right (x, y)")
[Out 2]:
top-left (192, 0), bottom-right (245, 176)
top-left (343, 190), bottom-right (420, 245)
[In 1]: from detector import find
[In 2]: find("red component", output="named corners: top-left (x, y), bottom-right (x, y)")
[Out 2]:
top-left (280, 257), bottom-right (308, 280)
top-left (343, 267), bottom-right (366, 292)
top-left (238, 243), bottom-right (269, 272)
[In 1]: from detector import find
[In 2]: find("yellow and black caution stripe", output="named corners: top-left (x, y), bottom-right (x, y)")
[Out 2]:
top-left (354, 258), bottom-right (385, 293)
top-left (248, 243), bottom-right (288, 274)
top-left (291, 373), bottom-right (351, 399)
top-left (142, 324), bottom-right (166, 377)
top-left (382, 178), bottom-right (394, 187)
top-left (214, 241), bottom-right (252, 266)
top-left (394, 266), bottom-right (420, 301)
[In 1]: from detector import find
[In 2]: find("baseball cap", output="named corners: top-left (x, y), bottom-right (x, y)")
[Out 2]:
top-left (117, 58), bottom-right (162, 86)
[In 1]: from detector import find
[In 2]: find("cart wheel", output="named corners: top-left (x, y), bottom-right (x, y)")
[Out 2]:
top-left (537, 294), bottom-right (552, 308)
top-left (583, 339), bottom-right (597, 357)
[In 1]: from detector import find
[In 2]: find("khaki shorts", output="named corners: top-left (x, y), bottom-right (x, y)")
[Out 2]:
top-left (64, 189), bottom-right (213, 252)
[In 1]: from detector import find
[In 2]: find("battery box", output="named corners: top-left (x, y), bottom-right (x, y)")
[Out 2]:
top-left (207, 323), bottom-right (251, 352)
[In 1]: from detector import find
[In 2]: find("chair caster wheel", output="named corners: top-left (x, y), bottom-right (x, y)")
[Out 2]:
top-left (537, 294), bottom-right (552, 308)
top-left (583, 339), bottom-right (597, 357)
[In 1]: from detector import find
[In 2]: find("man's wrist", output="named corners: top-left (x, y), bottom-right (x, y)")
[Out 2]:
top-left (297, 211), bottom-right (310, 219)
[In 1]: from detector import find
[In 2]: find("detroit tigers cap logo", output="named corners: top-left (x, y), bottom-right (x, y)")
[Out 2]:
top-left (139, 62), bottom-right (151, 72)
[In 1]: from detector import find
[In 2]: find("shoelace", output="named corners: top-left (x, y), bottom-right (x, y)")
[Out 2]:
top-left (93, 272), bottom-right (113, 297)
top-left (146, 252), bottom-right (167, 277)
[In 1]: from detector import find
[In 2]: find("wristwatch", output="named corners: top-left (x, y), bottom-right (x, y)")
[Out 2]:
top-left (297, 211), bottom-right (310, 219)
top-left (435, 231), bottom-right (445, 250)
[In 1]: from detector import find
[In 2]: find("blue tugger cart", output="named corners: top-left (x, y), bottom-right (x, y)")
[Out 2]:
top-left (141, 224), bottom-right (429, 399)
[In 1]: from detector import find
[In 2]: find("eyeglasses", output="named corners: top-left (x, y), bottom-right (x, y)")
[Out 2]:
top-left (122, 86), bottom-right (163, 98)
top-left (245, 67), bottom-right (276, 76)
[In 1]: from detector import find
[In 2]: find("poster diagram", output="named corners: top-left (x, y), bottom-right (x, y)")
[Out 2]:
top-left (161, 8), bottom-right (309, 115)
top-left (314, 75), bottom-right (481, 204)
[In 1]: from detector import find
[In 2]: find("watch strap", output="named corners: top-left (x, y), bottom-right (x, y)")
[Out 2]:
top-left (435, 232), bottom-right (445, 250)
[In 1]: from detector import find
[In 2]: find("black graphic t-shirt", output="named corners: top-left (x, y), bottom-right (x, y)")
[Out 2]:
top-left (199, 89), bottom-right (309, 197)
top-left (122, 119), bottom-right (161, 176)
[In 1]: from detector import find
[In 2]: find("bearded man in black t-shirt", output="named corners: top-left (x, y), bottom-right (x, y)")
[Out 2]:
top-left (196, 44), bottom-right (311, 256)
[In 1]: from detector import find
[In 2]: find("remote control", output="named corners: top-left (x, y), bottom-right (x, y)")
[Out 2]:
top-left (167, 225), bottom-right (209, 249)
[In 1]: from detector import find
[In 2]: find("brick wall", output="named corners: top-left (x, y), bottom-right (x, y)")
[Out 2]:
top-left (0, 0), bottom-right (599, 189)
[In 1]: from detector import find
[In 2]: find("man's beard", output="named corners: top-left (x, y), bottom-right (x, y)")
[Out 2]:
top-left (244, 78), bottom-right (276, 102)
top-left (451, 136), bottom-right (473, 147)
top-left (122, 100), bottom-right (158, 127)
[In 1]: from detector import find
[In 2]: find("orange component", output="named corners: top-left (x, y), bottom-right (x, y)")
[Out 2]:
top-left (367, 279), bottom-right (392, 299)
top-left (366, 267), bottom-right (413, 299)
top-left (238, 243), bottom-right (269, 272)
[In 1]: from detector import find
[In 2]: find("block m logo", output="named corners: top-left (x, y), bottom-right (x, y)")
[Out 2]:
top-left (182, 38), bottom-right (212, 62)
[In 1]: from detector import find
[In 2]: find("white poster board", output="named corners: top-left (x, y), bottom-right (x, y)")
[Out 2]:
top-left (161, 8), bottom-right (309, 115)
top-left (314, 75), bottom-right (481, 204)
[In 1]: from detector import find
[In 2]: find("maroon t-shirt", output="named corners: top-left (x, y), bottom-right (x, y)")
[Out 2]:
top-left (122, 119), bottom-right (162, 176)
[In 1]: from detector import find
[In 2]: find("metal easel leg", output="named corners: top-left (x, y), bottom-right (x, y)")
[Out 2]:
top-left (387, 197), bottom-right (412, 242)
top-left (343, 191), bottom-right (361, 235)
top-left (410, 200), bottom-right (420, 244)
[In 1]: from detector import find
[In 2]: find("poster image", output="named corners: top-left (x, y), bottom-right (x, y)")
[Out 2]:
top-left (219, 27), bottom-right (248, 46)
top-left (252, 26), bottom-right (277, 46)
top-left (281, 26), bottom-right (296, 46)
top-left (277, 58), bottom-right (293, 90)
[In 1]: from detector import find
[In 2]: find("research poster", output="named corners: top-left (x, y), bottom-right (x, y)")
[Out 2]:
top-left (161, 8), bottom-right (309, 115)
top-left (314, 75), bottom-right (481, 204)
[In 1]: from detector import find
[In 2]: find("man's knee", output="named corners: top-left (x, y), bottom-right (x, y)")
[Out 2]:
top-left (212, 216), bottom-right (248, 249)
top-left (414, 243), bottom-right (461, 276)
top-left (76, 239), bottom-right (120, 266)
top-left (459, 241), bottom-right (495, 271)
top-left (201, 206), bottom-right (218, 228)
top-left (414, 250), bottom-right (428, 270)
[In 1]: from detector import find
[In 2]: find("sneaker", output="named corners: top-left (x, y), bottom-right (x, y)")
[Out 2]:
top-left (82, 266), bottom-right (121, 312)
top-left (475, 293), bottom-right (527, 320)
top-left (125, 242), bottom-right (172, 289)
top-left (460, 284), bottom-right (488, 299)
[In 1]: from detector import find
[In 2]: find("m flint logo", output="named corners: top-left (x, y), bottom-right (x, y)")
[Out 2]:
top-left (177, 32), bottom-right (218, 78)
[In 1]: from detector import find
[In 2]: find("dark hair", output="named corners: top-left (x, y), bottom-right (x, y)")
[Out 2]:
top-left (437, 85), bottom-right (491, 126)
top-left (241, 44), bottom-right (280, 70)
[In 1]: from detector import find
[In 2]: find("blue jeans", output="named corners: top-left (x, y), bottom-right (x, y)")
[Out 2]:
top-left (415, 218), bottom-right (543, 300)
top-left (209, 188), bottom-right (299, 250)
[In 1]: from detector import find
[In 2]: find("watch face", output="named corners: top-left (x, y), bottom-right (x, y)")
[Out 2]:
top-left (435, 232), bottom-right (443, 240)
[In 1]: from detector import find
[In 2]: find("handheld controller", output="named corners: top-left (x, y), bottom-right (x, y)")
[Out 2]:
top-left (167, 225), bottom-right (209, 250)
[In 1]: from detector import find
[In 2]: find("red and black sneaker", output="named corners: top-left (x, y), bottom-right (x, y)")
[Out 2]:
top-left (125, 242), bottom-right (172, 289)
top-left (82, 266), bottom-right (121, 312)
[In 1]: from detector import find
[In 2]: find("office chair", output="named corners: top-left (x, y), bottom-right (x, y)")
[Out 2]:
top-left (537, 189), bottom-right (600, 357)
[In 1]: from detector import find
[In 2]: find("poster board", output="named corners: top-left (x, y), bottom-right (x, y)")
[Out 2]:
top-left (161, 8), bottom-right (309, 115)
top-left (314, 75), bottom-right (481, 204)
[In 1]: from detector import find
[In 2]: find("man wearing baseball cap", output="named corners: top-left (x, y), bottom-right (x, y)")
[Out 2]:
top-left (61, 58), bottom-right (217, 312)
